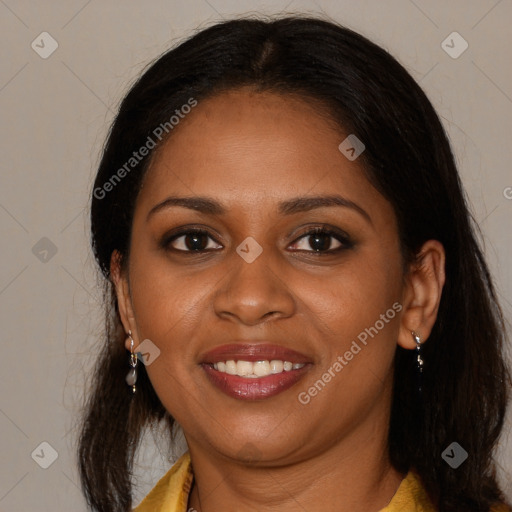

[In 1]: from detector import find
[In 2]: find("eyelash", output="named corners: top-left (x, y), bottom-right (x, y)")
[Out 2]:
top-left (160, 225), bottom-right (353, 256)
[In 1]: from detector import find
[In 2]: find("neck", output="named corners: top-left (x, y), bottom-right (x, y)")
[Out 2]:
top-left (186, 403), bottom-right (404, 512)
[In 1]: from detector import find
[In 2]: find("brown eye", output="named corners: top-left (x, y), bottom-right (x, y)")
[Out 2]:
top-left (289, 227), bottom-right (353, 253)
top-left (163, 229), bottom-right (223, 252)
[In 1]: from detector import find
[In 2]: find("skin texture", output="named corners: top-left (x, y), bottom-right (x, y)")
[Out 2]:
top-left (112, 88), bottom-right (445, 512)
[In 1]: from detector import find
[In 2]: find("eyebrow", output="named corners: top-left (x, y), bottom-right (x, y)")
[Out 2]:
top-left (146, 194), bottom-right (372, 224)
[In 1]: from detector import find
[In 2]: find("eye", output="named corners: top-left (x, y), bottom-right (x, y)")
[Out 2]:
top-left (289, 226), bottom-right (352, 253)
top-left (163, 228), bottom-right (223, 252)
top-left (161, 225), bottom-right (353, 255)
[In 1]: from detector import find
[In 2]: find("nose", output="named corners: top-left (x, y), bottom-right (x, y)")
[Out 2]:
top-left (212, 249), bottom-right (296, 326)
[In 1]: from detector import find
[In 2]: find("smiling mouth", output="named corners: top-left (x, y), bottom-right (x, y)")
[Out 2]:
top-left (201, 361), bottom-right (312, 400)
top-left (199, 343), bottom-right (313, 400)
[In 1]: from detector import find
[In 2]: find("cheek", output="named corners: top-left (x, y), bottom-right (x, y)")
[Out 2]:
top-left (127, 253), bottom-right (210, 420)
top-left (296, 272), bottom-right (400, 422)
top-left (125, 258), bottom-right (210, 413)
top-left (299, 248), bottom-right (402, 339)
top-left (128, 247), bottom-right (214, 337)
top-left (297, 251), bottom-right (403, 405)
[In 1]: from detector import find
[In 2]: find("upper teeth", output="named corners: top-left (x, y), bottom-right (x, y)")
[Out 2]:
top-left (213, 360), bottom-right (305, 378)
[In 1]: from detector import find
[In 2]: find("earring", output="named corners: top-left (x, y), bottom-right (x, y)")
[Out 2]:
top-left (125, 330), bottom-right (138, 394)
top-left (412, 330), bottom-right (424, 394)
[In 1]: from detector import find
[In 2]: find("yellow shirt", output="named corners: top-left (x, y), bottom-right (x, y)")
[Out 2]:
top-left (133, 451), bottom-right (508, 512)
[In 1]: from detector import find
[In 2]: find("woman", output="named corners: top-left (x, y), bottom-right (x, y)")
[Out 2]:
top-left (79, 16), bottom-right (512, 512)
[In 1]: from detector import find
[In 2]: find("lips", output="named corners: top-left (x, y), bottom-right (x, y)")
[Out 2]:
top-left (199, 343), bottom-right (313, 400)
top-left (199, 343), bottom-right (312, 364)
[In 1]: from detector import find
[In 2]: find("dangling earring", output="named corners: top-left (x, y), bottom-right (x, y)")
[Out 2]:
top-left (125, 330), bottom-right (138, 394)
top-left (412, 330), bottom-right (424, 394)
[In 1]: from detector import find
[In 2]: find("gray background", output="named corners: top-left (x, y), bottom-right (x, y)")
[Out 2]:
top-left (0, 0), bottom-right (511, 510)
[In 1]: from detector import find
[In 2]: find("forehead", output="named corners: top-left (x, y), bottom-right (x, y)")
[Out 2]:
top-left (135, 88), bottom-right (389, 222)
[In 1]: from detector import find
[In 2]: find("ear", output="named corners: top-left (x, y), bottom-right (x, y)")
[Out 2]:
top-left (110, 250), bottom-right (138, 351)
top-left (397, 240), bottom-right (446, 349)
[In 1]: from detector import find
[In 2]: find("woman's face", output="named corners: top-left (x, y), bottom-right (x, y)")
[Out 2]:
top-left (115, 88), bottom-right (413, 464)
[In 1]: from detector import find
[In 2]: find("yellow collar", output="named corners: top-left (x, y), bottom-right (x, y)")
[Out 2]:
top-left (132, 451), bottom-right (439, 512)
top-left (133, 452), bottom-right (194, 512)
